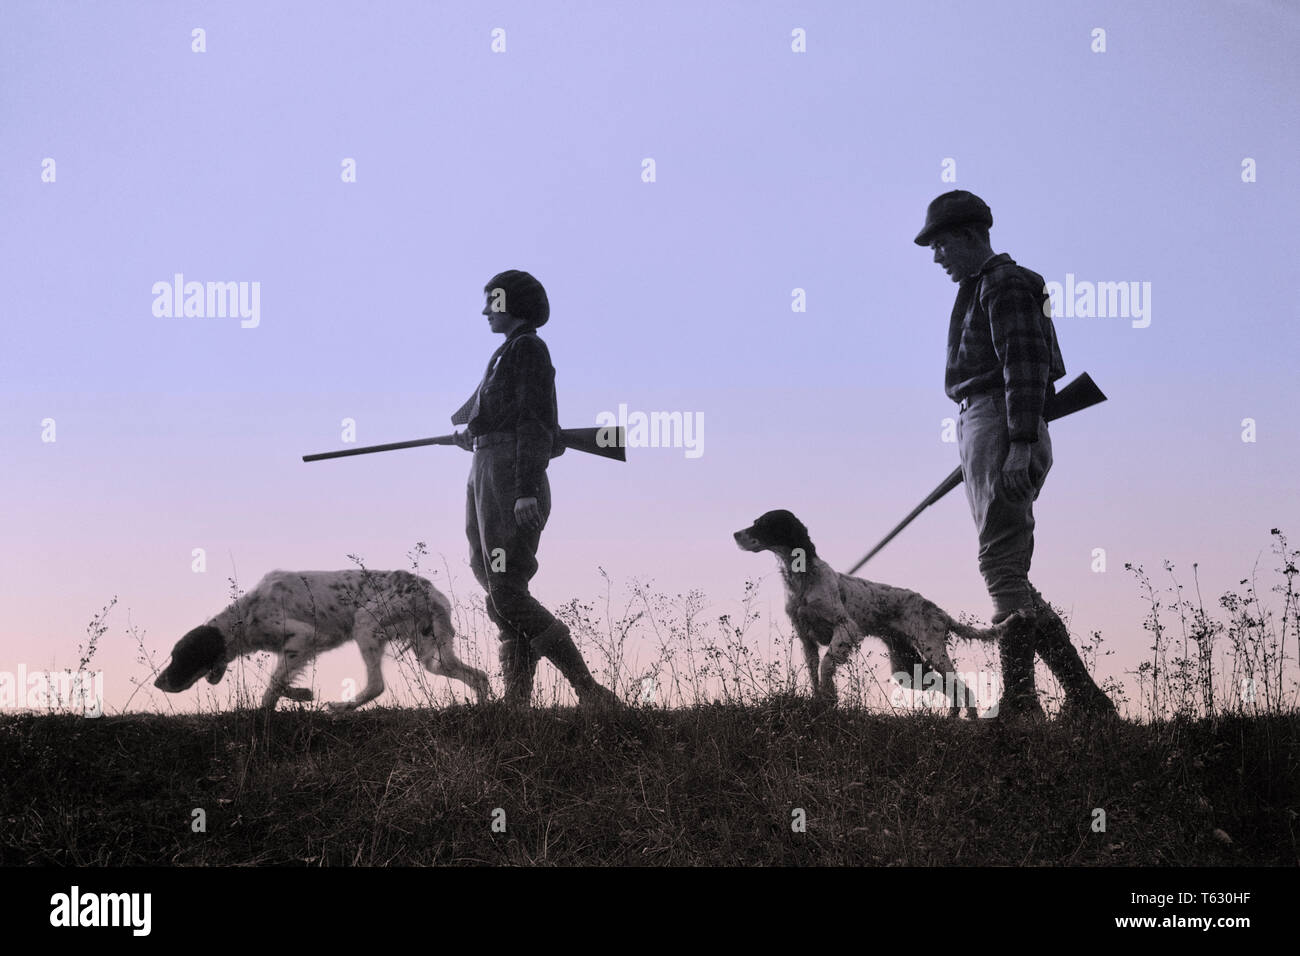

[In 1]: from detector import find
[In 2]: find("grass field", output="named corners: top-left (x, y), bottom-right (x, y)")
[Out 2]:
top-left (1, 704), bottom-right (1295, 866)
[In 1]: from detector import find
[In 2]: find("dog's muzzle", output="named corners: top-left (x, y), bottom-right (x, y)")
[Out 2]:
top-left (154, 670), bottom-right (193, 693)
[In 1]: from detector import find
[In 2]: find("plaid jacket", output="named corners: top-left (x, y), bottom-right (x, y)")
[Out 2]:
top-left (452, 326), bottom-right (561, 500)
top-left (945, 253), bottom-right (1066, 442)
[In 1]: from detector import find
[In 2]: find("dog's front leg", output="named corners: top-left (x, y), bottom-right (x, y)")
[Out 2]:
top-left (326, 626), bottom-right (385, 712)
top-left (261, 656), bottom-right (291, 709)
top-left (261, 630), bottom-right (315, 709)
top-left (261, 659), bottom-right (314, 708)
top-left (799, 635), bottom-right (821, 693)
top-left (817, 620), bottom-right (862, 703)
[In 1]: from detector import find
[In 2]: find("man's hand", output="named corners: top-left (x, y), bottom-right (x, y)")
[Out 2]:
top-left (1000, 440), bottom-right (1033, 501)
top-left (452, 430), bottom-right (473, 451)
top-left (514, 496), bottom-right (543, 531)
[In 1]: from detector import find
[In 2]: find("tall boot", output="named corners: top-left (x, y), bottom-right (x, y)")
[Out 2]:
top-left (498, 638), bottom-right (537, 707)
top-left (1029, 596), bottom-right (1117, 721)
top-left (529, 621), bottom-right (620, 707)
top-left (995, 610), bottom-right (1045, 721)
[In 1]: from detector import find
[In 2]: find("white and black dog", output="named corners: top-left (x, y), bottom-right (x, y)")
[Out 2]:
top-left (155, 570), bottom-right (491, 710)
top-left (734, 510), bottom-right (1001, 715)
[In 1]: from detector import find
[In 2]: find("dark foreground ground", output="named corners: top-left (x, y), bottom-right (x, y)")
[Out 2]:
top-left (1, 701), bottom-right (1295, 865)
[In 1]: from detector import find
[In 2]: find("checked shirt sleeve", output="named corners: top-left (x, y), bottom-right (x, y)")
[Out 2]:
top-left (983, 279), bottom-right (1053, 443)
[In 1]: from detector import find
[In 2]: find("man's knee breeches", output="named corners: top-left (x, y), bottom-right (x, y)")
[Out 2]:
top-left (957, 392), bottom-right (1053, 619)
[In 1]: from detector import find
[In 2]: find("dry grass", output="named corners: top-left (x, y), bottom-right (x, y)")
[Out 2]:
top-left (1, 704), bottom-right (1295, 865)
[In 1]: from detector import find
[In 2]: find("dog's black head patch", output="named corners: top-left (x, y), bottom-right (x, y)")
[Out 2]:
top-left (154, 625), bottom-right (227, 693)
top-left (733, 510), bottom-right (816, 557)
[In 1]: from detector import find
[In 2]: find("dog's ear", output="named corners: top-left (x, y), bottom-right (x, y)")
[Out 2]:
top-left (186, 625), bottom-right (227, 684)
top-left (773, 510), bottom-right (808, 540)
top-left (753, 510), bottom-right (813, 553)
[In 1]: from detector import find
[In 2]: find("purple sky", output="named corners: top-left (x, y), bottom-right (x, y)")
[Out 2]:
top-left (3, 1), bottom-right (1297, 714)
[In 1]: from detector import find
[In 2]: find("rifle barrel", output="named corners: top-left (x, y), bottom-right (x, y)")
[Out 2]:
top-left (302, 426), bottom-right (626, 463)
top-left (303, 435), bottom-right (454, 462)
top-left (846, 467), bottom-right (962, 575)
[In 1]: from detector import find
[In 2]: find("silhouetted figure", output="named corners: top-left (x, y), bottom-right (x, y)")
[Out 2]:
top-left (452, 270), bottom-right (618, 707)
top-left (915, 191), bottom-right (1115, 721)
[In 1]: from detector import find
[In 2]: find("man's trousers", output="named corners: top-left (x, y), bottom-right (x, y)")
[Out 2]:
top-left (956, 389), bottom-right (1053, 622)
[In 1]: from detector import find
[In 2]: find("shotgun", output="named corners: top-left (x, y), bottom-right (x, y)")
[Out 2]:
top-left (303, 426), bottom-right (626, 463)
top-left (846, 373), bottom-right (1106, 574)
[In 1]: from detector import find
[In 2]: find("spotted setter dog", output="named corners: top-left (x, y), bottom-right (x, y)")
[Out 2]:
top-left (734, 510), bottom-right (1001, 715)
top-left (154, 570), bottom-right (491, 710)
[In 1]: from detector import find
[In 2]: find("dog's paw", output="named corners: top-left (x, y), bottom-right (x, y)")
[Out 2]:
top-left (281, 687), bottom-right (314, 702)
top-left (812, 686), bottom-right (839, 710)
top-left (325, 700), bottom-right (357, 713)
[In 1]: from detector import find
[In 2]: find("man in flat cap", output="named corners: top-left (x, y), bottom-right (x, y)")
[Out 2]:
top-left (451, 270), bottom-right (618, 707)
top-left (915, 191), bottom-right (1115, 721)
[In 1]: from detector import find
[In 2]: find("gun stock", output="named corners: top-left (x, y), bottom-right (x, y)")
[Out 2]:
top-left (558, 427), bottom-right (627, 462)
top-left (1045, 371), bottom-right (1106, 423)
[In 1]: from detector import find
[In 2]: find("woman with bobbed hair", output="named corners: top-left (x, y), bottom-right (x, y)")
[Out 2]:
top-left (451, 270), bottom-right (618, 707)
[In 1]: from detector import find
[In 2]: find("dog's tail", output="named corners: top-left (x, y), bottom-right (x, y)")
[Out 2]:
top-left (946, 615), bottom-right (1002, 643)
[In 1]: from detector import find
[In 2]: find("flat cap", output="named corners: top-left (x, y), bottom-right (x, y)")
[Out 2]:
top-left (913, 190), bottom-right (993, 246)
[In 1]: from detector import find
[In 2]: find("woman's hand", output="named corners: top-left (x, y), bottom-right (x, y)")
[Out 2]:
top-left (514, 496), bottom-right (543, 531)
